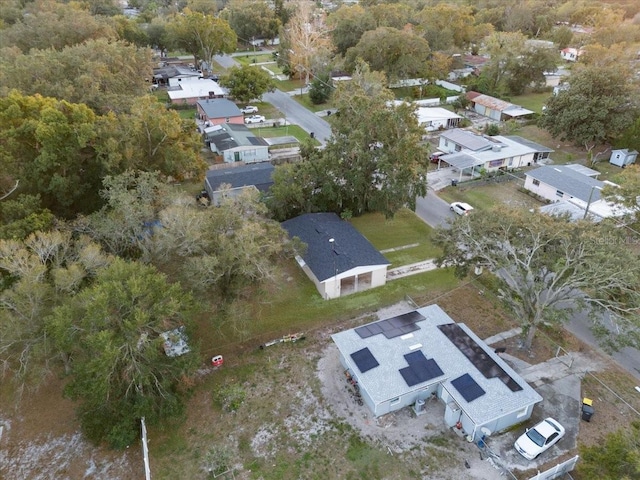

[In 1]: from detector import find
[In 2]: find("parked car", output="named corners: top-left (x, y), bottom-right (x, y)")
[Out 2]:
top-left (241, 105), bottom-right (258, 114)
top-left (244, 115), bottom-right (266, 124)
top-left (450, 202), bottom-right (474, 216)
top-left (514, 417), bottom-right (565, 460)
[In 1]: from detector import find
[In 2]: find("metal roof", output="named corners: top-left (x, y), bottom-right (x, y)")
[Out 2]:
top-left (332, 305), bottom-right (542, 424)
top-left (441, 152), bottom-right (481, 169)
top-left (440, 129), bottom-right (494, 151)
top-left (204, 123), bottom-right (268, 153)
top-left (282, 213), bottom-right (390, 282)
top-left (526, 165), bottom-right (605, 202)
top-left (563, 163), bottom-right (600, 178)
top-left (505, 136), bottom-right (554, 153)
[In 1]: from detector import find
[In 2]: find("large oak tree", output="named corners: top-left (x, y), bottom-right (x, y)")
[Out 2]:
top-left (434, 207), bottom-right (640, 351)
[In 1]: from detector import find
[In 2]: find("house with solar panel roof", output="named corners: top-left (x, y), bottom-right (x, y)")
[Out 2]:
top-left (332, 304), bottom-right (542, 441)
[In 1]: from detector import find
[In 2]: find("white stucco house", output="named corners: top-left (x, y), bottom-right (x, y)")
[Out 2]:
top-left (436, 129), bottom-right (553, 180)
top-left (416, 107), bottom-right (462, 132)
top-left (281, 213), bottom-right (390, 300)
top-left (525, 164), bottom-right (627, 219)
top-left (167, 77), bottom-right (227, 105)
top-left (332, 305), bottom-right (542, 441)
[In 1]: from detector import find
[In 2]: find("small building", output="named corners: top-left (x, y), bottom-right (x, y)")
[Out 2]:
top-left (416, 107), bottom-right (462, 132)
top-left (196, 98), bottom-right (244, 125)
top-left (204, 162), bottom-right (274, 205)
top-left (281, 213), bottom-right (390, 300)
top-left (331, 305), bottom-right (542, 441)
top-left (203, 123), bottom-right (270, 164)
top-left (436, 129), bottom-right (553, 179)
top-left (560, 48), bottom-right (584, 62)
top-left (167, 77), bottom-right (226, 105)
top-left (153, 65), bottom-right (200, 86)
top-left (609, 148), bottom-right (638, 168)
top-left (466, 92), bottom-right (534, 121)
top-left (524, 164), bottom-right (626, 218)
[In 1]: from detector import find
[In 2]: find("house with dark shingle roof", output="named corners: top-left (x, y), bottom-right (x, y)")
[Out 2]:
top-left (196, 98), bottom-right (243, 125)
top-left (332, 304), bottom-right (542, 439)
top-left (281, 213), bottom-right (390, 300)
top-left (204, 162), bottom-right (274, 205)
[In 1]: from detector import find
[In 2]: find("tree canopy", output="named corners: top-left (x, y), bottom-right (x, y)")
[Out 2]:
top-left (538, 64), bottom-right (638, 146)
top-left (46, 258), bottom-right (199, 448)
top-left (219, 65), bottom-right (276, 103)
top-left (434, 207), bottom-right (640, 350)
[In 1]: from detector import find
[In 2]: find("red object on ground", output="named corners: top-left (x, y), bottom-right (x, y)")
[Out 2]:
top-left (211, 355), bottom-right (224, 367)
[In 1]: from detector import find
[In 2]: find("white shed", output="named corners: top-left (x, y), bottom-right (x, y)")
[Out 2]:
top-left (609, 149), bottom-right (638, 167)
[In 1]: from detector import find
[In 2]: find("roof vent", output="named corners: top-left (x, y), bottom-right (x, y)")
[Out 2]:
top-left (492, 145), bottom-right (502, 152)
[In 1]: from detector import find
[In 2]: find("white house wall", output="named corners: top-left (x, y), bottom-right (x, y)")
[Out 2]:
top-left (323, 264), bottom-right (388, 300)
top-left (524, 176), bottom-right (573, 203)
top-left (221, 146), bottom-right (269, 164)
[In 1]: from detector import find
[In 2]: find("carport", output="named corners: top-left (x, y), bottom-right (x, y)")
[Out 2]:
top-left (441, 152), bottom-right (483, 182)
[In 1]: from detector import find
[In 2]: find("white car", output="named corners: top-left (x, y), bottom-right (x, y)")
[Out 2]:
top-left (514, 417), bottom-right (565, 460)
top-left (244, 115), bottom-right (266, 124)
top-left (450, 202), bottom-right (474, 216)
top-left (241, 105), bottom-right (258, 114)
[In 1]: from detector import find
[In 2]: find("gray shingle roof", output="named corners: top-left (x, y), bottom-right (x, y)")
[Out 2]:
top-left (332, 305), bottom-right (542, 424)
top-left (281, 213), bottom-right (390, 282)
top-left (526, 165), bottom-right (605, 202)
top-left (197, 98), bottom-right (241, 118)
top-left (204, 123), bottom-right (268, 152)
top-left (205, 163), bottom-right (274, 192)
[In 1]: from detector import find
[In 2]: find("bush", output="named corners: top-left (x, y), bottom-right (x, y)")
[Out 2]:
top-left (213, 383), bottom-right (246, 412)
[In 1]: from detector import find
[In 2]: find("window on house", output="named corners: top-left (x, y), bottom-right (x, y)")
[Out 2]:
top-left (516, 406), bottom-right (528, 418)
top-left (532, 179), bottom-right (540, 186)
top-left (225, 117), bottom-right (230, 122)
top-left (556, 190), bottom-right (564, 197)
top-left (455, 145), bottom-right (462, 152)
top-left (390, 397), bottom-right (401, 406)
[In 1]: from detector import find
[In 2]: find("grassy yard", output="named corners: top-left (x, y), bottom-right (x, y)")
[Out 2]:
top-left (248, 124), bottom-right (313, 144)
top-left (437, 180), bottom-right (543, 212)
top-left (510, 91), bottom-right (552, 113)
top-left (294, 94), bottom-right (333, 113)
top-left (235, 53), bottom-right (276, 65)
top-left (275, 77), bottom-right (306, 93)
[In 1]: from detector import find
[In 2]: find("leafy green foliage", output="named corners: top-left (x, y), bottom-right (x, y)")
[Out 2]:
top-left (0, 195), bottom-right (55, 240)
top-left (0, 39), bottom-right (152, 114)
top-left (539, 65), bottom-right (638, 146)
top-left (221, 0), bottom-right (281, 43)
top-left (308, 73), bottom-right (333, 105)
top-left (577, 421), bottom-right (640, 480)
top-left (219, 64), bottom-right (276, 103)
top-left (47, 259), bottom-right (199, 448)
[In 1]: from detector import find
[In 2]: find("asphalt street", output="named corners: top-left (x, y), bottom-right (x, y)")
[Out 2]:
top-left (414, 189), bottom-right (456, 228)
top-left (214, 54), bottom-right (332, 146)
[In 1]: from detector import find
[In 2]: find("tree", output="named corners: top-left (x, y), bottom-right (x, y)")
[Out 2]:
top-left (218, 65), bottom-right (275, 103)
top-left (96, 96), bottom-right (206, 179)
top-left (577, 421), bottom-right (640, 479)
top-left (46, 258), bottom-right (199, 448)
top-left (604, 165), bottom-right (640, 221)
top-left (0, 91), bottom-right (105, 217)
top-left (0, 195), bottom-right (55, 240)
top-left (0, 39), bottom-right (153, 114)
top-left (0, 230), bottom-right (112, 394)
top-left (346, 27), bottom-right (432, 82)
top-left (434, 207), bottom-right (640, 351)
top-left (167, 9), bottom-right (236, 73)
top-left (221, 0), bottom-right (281, 43)
top-left (280, 1), bottom-right (332, 83)
top-left (270, 63), bottom-right (429, 219)
top-left (416, 4), bottom-right (493, 51)
top-left (0, 0), bottom-right (116, 53)
top-left (308, 72), bottom-right (333, 105)
top-left (326, 5), bottom-right (375, 56)
top-left (539, 65), bottom-right (638, 146)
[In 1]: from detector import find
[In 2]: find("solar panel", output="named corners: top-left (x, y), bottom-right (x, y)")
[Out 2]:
top-left (438, 323), bottom-right (523, 392)
top-left (355, 311), bottom-right (425, 339)
top-left (399, 351), bottom-right (444, 386)
top-left (350, 347), bottom-right (379, 373)
top-left (451, 373), bottom-right (486, 402)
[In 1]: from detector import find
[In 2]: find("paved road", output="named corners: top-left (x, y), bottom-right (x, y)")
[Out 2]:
top-left (215, 54), bottom-right (332, 146)
top-left (414, 189), bottom-right (455, 228)
top-left (263, 89), bottom-right (332, 146)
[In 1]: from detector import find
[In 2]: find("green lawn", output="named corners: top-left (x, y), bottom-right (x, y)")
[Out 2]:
top-left (176, 107), bottom-right (197, 120)
top-left (235, 53), bottom-right (276, 65)
top-left (275, 78), bottom-right (305, 93)
top-left (250, 124), bottom-right (314, 144)
top-left (510, 91), bottom-right (552, 113)
top-left (293, 94), bottom-right (333, 112)
top-left (438, 187), bottom-right (499, 212)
